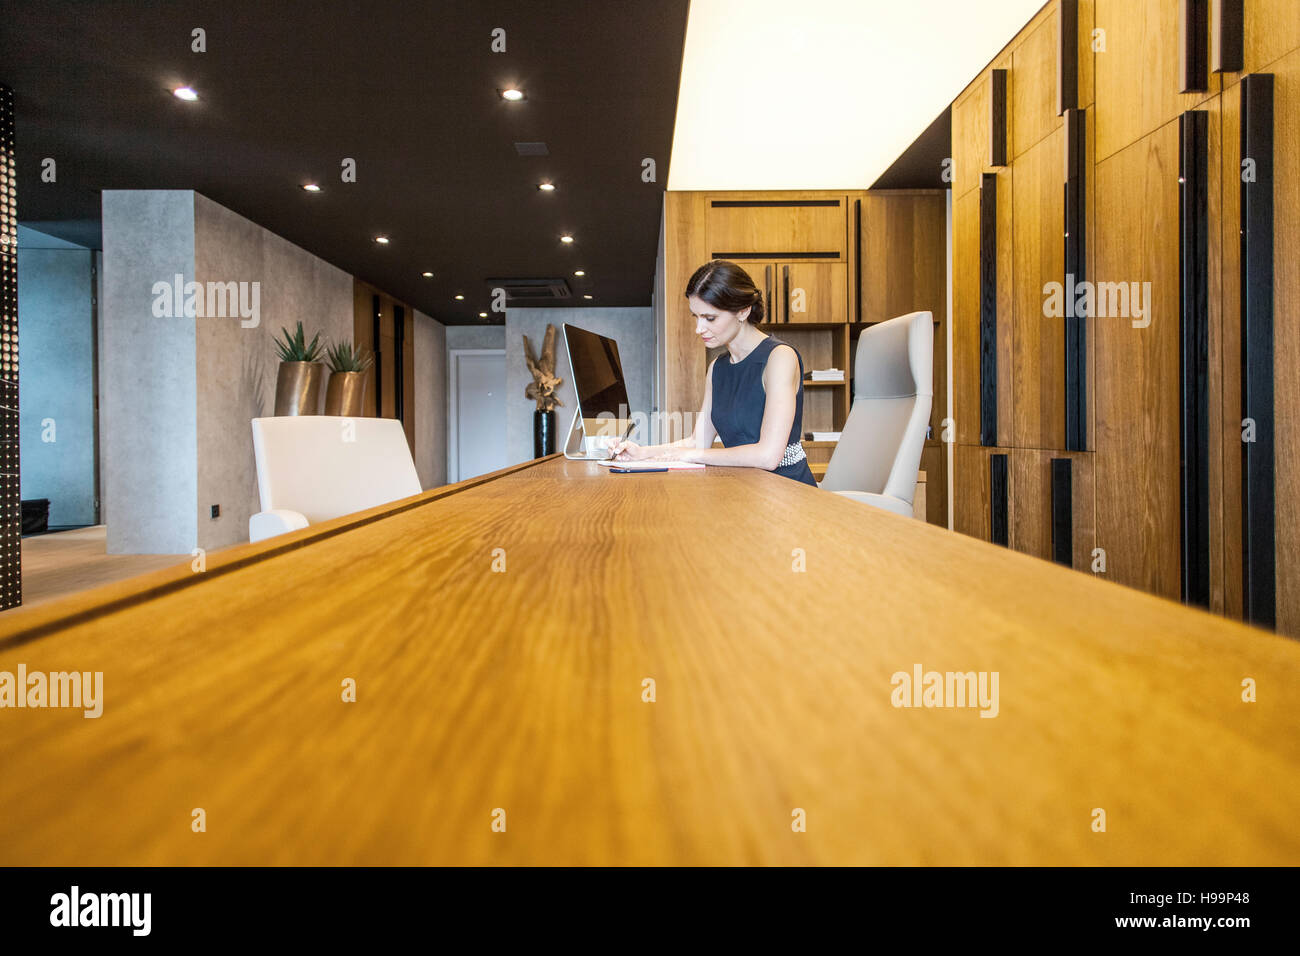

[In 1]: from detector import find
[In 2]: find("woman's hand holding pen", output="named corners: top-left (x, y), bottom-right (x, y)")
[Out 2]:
top-left (609, 438), bottom-right (647, 461)
top-left (611, 440), bottom-right (700, 463)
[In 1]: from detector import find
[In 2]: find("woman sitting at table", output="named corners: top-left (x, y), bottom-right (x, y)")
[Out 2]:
top-left (611, 259), bottom-right (817, 486)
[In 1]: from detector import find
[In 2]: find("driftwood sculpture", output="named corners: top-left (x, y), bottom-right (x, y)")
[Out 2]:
top-left (523, 323), bottom-right (563, 412)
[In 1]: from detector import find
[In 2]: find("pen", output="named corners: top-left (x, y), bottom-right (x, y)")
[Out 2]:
top-left (607, 420), bottom-right (636, 460)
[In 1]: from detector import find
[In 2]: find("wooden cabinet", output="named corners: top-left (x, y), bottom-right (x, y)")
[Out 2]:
top-left (727, 259), bottom-right (778, 324)
top-left (1094, 0), bottom-right (1221, 163)
top-left (857, 191), bottom-right (948, 439)
top-left (1092, 120), bottom-right (1183, 601)
top-left (704, 196), bottom-right (847, 259)
top-left (1010, 449), bottom-right (1096, 571)
top-left (1010, 126), bottom-right (1067, 450)
top-left (954, 445), bottom-right (1010, 544)
top-left (778, 261), bottom-right (847, 324)
top-left (1011, 6), bottom-right (1064, 159)
top-left (951, 168), bottom-right (1014, 448)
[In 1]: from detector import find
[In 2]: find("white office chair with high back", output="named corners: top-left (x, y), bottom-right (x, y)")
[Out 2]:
top-left (819, 310), bottom-right (933, 517)
top-left (248, 416), bottom-right (422, 542)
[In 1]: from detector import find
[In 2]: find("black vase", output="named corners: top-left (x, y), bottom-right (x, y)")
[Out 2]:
top-left (534, 408), bottom-right (556, 457)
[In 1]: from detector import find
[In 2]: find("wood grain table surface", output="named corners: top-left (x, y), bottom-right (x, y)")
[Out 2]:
top-left (1, 454), bottom-right (1297, 865)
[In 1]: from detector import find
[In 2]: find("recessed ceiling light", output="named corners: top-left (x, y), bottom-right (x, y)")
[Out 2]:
top-left (454, 294), bottom-right (464, 300)
top-left (573, 270), bottom-right (585, 277)
top-left (583, 294), bottom-right (593, 300)
top-left (172, 86), bottom-right (198, 101)
top-left (421, 271), bottom-right (433, 278)
top-left (499, 88), bottom-right (525, 101)
top-left (373, 235), bottom-right (389, 244)
top-left (560, 235), bottom-right (574, 244)
top-left (301, 183), bottom-right (321, 192)
top-left (537, 182), bottom-right (556, 191)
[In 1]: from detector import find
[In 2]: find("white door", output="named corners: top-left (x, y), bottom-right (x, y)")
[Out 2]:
top-left (450, 350), bottom-right (507, 481)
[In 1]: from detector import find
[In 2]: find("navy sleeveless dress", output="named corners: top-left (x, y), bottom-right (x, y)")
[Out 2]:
top-left (710, 336), bottom-right (817, 487)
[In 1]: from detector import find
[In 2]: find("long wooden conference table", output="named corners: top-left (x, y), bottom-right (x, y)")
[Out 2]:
top-left (2, 455), bottom-right (1298, 865)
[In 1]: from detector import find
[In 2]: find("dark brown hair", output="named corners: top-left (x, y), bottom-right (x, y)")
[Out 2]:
top-left (684, 259), bottom-right (764, 323)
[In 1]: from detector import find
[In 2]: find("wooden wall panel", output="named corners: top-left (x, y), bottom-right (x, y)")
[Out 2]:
top-left (1199, 95), bottom-right (1228, 615)
top-left (352, 279), bottom-right (415, 450)
top-left (1078, 0), bottom-right (1098, 108)
top-left (859, 191), bottom-right (948, 438)
top-left (954, 444), bottom-right (1004, 542)
top-left (1011, 127), bottom-right (1067, 450)
top-left (663, 192), bottom-right (709, 430)
top-left (1094, 0), bottom-right (1223, 163)
top-left (1093, 122), bottom-right (1183, 600)
top-left (952, 189), bottom-right (981, 445)
top-left (952, 78), bottom-right (991, 200)
top-left (919, 442), bottom-right (948, 528)
top-left (1272, 46), bottom-right (1300, 635)
top-left (859, 192), bottom-right (947, 323)
top-left (1219, 84), bottom-right (1244, 619)
top-left (1217, 0), bottom-right (1300, 84)
top-left (1011, 449), bottom-right (1097, 571)
top-left (1012, 8), bottom-right (1064, 159)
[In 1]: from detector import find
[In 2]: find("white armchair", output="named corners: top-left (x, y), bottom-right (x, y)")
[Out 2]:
top-left (249, 416), bottom-right (423, 542)
top-left (819, 311), bottom-right (934, 517)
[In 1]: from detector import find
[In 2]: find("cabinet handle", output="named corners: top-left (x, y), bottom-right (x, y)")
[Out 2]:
top-left (1212, 0), bottom-right (1243, 73)
top-left (764, 266), bottom-right (772, 325)
top-left (782, 265), bottom-right (790, 323)
top-left (1179, 0), bottom-right (1209, 92)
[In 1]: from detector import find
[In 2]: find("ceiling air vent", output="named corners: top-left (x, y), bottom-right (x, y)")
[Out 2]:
top-left (513, 141), bottom-right (549, 156)
top-left (485, 277), bottom-right (571, 300)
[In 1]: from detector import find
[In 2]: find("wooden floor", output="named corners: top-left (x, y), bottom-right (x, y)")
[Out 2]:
top-left (20, 526), bottom-right (188, 608)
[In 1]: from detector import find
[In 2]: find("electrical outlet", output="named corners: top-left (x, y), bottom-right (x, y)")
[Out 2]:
top-left (210, 505), bottom-right (220, 519)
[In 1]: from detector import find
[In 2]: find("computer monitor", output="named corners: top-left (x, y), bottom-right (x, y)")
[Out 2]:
top-left (562, 323), bottom-right (632, 459)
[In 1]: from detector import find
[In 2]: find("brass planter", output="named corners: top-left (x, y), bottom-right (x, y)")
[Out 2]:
top-left (274, 361), bottom-right (324, 416)
top-left (324, 370), bottom-right (367, 417)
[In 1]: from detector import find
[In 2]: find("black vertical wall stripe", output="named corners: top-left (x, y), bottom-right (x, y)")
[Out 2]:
top-left (1179, 109), bottom-right (1210, 608)
top-left (1240, 74), bottom-right (1275, 628)
top-left (1064, 107), bottom-right (1088, 452)
top-left (990, 454), bottom-right (1009, 547)
top-left (1051, 458), bottom-right (1074, 566)
top-left (980, 173), bottom-right (999, 447)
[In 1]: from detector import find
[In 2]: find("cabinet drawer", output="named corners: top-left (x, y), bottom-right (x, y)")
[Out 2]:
top-left (779, 262), bottom-right (848, 324)
top-left (707, 198), bottom-right (847, 260)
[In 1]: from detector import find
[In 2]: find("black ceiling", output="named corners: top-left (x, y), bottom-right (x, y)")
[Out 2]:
top-left (0, 0), bottom-right (690, 325)
top-left (871, 106), bottom-right (952, 190)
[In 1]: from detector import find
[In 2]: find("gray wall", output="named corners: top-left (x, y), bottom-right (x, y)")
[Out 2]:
top-left (413, 309), bottom-right (447, 489)
top-left (17, 227), bottom-right (97, 528)
top-left (193, 193), bottom-right (354, 550)
top-left (101, 190), bottom-right (359, 553)
top-left (445, 325), bottom-right (506, 351)
top-left (101, 191), bottom-right (198, 554)
top-left (505, 308), bottom-right (653, 466)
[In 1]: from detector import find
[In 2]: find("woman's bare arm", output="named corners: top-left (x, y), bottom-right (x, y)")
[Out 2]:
top-left (611, 359), bottom-right (718, 459)
top-left (678, 345), bottom-right (799, 470)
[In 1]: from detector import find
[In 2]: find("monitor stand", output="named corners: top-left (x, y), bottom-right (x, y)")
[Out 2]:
top-left (563, 407), bottom-right (618, 460)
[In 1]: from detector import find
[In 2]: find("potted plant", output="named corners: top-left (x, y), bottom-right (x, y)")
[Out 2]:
top-left (323, 340), bottom-right (374, 416)
top-left (523, 323), bottom-right (563, 456)
top-left (273, 321), bottom-right (325, 416)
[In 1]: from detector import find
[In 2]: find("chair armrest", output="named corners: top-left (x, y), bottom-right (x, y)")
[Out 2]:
top-left (249, 509), bottom-right (309, 543)
top-left (830, 490), bottom-right (914, 518)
